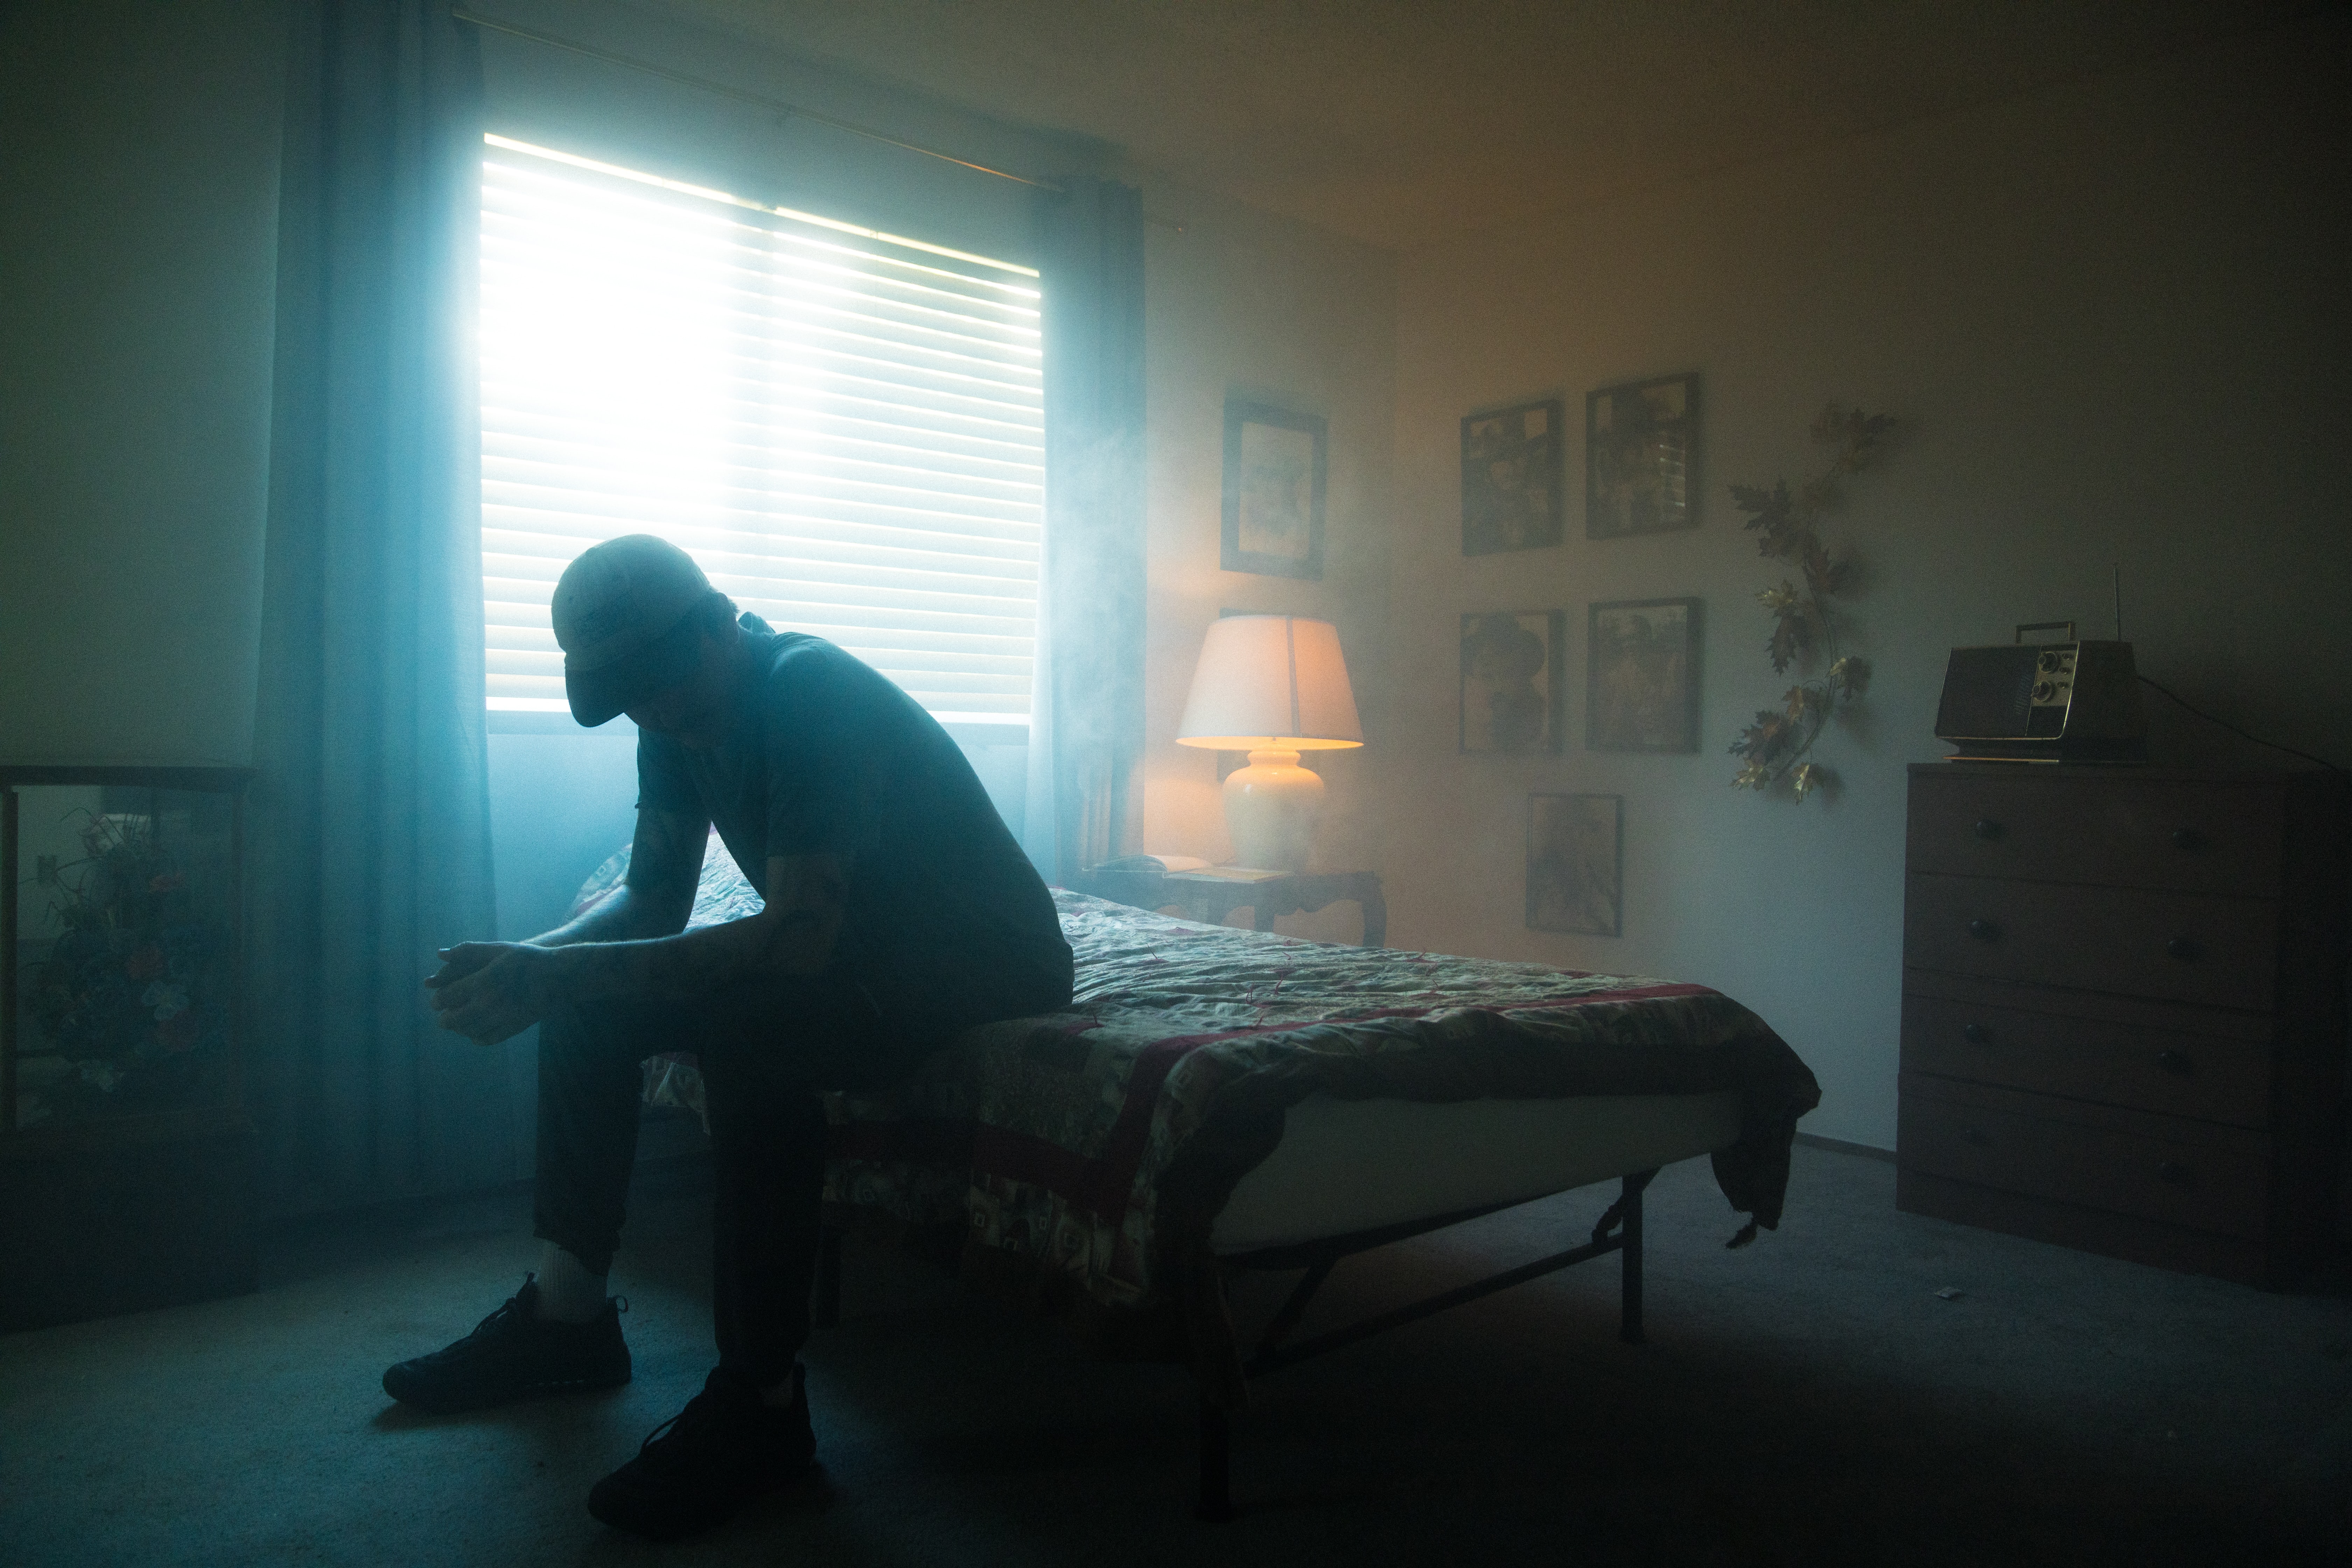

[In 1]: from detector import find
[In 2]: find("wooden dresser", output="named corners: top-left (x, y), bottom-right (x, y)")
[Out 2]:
top-left (1897, 764), bottom-right (2348, 1286)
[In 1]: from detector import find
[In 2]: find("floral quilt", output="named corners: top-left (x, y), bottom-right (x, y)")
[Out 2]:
top-left (570, 837), bottom-right (1822, 1396)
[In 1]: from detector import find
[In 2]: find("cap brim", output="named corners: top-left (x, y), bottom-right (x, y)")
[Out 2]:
top-left (564, 611), bottom-right (707, 727)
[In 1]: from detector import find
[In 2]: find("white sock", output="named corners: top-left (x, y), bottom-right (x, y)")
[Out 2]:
top-left (532, 1242), bottom-right (608, 1323)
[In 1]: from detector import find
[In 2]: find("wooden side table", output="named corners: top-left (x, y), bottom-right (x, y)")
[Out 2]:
top-left (1076, 867), bottom-right (1386, 948)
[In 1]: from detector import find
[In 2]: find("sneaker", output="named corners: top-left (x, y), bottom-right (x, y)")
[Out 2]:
top-left (587, 1365), bottom-right (817, 1540)
top-left (381, 1275), bottom-right (631, 1414)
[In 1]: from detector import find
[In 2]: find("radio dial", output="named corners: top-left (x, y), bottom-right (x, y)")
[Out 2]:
top-left (2032, 681), bottom-right (2055, 702)
top-left (2038, 650), bottom-right (2063, 673)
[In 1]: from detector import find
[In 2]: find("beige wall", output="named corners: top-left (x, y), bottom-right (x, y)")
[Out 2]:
top-left (1381, 15), bottom-right (2352, 1148)
top-left (0, 0), bottom-right (287, 766)
top-left (1133, 175), bottom-right (1397, 943)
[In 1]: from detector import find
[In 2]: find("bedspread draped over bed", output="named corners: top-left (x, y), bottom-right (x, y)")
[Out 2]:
top-left (570, 837), bottom-right (1821, 1402)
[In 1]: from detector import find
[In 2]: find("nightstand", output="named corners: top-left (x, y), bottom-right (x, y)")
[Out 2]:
top-left (1075, 867), bottom-right (1386, 948)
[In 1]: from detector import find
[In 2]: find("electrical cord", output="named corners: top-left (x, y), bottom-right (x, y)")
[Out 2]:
top-left (2137, 675), bottom-right (2347, 777)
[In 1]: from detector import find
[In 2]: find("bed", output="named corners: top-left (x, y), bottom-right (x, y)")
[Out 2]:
top-left (574, 836), bottom-right (1821, 1517)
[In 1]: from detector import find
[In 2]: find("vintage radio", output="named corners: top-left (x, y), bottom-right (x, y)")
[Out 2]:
top-left (1934, 622), bottom-right (2147, 763)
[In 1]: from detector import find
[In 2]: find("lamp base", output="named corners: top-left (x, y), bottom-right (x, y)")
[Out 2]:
top-left (1223, 749), bottom-right (1322, 872)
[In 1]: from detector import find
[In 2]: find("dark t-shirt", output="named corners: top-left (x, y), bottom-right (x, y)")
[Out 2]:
top-left (635, 616), bottom-right (1073, 1037)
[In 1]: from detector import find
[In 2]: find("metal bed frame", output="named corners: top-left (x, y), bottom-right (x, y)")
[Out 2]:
top-left (1194, 1168), bottom-right (1657, 1521)
top-left (813, 1166), bottom-right (1659, 1522)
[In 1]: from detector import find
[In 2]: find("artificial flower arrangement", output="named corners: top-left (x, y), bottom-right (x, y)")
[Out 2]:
top-left (1726, 405), bottom-right (1899, 802)
top-left (22, 810), bottom-right (229, 1123)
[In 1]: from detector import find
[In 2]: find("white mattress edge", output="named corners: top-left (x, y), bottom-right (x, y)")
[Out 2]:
top-left (1209, 1089), bottom-right (1746, 1253)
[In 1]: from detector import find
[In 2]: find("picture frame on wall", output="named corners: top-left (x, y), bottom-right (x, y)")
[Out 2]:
top-left (1528, 792), bottom-right (1623, 937)
top-left (1586, 373), bottom-right (1699, 539)
top-left (1222, 400), bottom-right (1327, 579)
top-left (1460, 610), bottom-right (1564, 755)
top-left (1461, 397), bottom-right (1565, 556)
top-left (1587, 597), bottom-right (1702, 753)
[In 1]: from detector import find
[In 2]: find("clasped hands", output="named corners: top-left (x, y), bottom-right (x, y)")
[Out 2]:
top-left (426, 942), bottom-right (564, 1045)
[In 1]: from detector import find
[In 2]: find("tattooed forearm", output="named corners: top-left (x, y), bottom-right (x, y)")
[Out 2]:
top-left (429, 824), bottom-right (834, 1039)
top-left (527, 808), bottom-right (706, 949)
top-left (545, 851), bottom-right (850, 1004)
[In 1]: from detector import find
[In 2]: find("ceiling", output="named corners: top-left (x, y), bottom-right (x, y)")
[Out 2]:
top-left (642, 0), bottom-right (2312, 251)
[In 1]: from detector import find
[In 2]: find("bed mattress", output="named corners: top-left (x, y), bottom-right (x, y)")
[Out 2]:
top-left (1210, 1088), bottom-right (1744, 1252)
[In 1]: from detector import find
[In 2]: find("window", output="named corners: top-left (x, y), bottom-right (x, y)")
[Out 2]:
top-left (478, 135), bottom-right (1043, 726)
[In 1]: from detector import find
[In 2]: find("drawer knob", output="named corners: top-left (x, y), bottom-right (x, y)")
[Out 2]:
top-left (2155, 1049), bottom-right (2192, 1074)
top-left (1973, 819), bottom-right (2004, 841)
top-left (2171, 827), bottom-right (2206, 852)
top-left (1961, 1125), bottom-right (1992, 1147)
top-left (2158, 1160), bottom-right (2191, 1185)
top-left (2165, 936), bottom-right (2202, 962)
top-left (1967, 918), bottom-right (2000, 941)
top-left (1961, 1022), bottom-right (1991, 1044)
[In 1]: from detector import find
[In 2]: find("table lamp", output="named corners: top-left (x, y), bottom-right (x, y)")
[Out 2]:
top-left (1175, 615), bottom-right (1363, 871)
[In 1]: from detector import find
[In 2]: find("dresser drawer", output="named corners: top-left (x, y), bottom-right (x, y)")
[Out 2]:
top-left (1904, 874), bottom-right (2279, 1010)
top-left (1897, 1075), bottom-right (2272, 1238)
top-left (1907, 772), bottom-right (2285, 896)
top-left (1900, 990), bottom-right (2274, 1127)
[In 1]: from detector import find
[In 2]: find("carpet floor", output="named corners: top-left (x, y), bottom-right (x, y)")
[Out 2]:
top-left (2, 1143), bottom-right (2347, 1567)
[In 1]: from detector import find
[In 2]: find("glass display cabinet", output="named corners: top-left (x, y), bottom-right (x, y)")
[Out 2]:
top-left (2, 764), bottom-right (258, 1328)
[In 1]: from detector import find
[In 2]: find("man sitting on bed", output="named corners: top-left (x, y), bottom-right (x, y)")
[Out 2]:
top-left (386, 533), bottom-right (1073, 1540)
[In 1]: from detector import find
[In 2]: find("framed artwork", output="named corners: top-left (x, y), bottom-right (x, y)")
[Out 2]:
top-left (1460, 611), bottom-right (1563, 755)
top-left (1527, 792), bottom-right (1623, 937)
top-left (1222, 400), bottom-right (1326, 579)
top-left (1461, 397), bottom-right (1564, 555)
top-left (1586, 373), bottom-right (1699, 539)
top-left (1587, 597), bottom-right (1702, 753)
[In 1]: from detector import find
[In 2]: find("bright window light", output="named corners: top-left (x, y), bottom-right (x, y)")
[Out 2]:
top-left (478, 134), bottom-right (1044, 725)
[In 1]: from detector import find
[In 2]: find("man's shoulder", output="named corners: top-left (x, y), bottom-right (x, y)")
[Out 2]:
top-left (757, 630), bottom-right (872, 694)
top-left (751, 629), bottom-right (924, 728)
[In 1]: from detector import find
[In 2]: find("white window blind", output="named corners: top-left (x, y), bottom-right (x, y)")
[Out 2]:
top-left (478, 134), bottom-right (1043, 724)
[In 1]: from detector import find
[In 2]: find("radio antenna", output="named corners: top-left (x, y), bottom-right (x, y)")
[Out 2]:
top-left (2113, 564), bottom-right (2123, 641)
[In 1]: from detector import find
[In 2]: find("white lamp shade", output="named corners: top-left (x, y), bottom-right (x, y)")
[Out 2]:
top-left (1176, 615), bottom-right (1363, 750)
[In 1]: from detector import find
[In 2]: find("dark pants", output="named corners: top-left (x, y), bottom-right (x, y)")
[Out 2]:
top-left (532, 973), bottom-right (935, 1388)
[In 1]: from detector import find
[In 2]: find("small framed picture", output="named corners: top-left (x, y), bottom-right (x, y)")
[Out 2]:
top-left (1528, 793), bottom-right (1623, 936)
top-left (1460, 611), bottom-right (1564, 755)
top-left (1461, 397), bottom-right (1565, 556)
top-left (1222, 400), bottom-right (1326, 579)
top-left (1586, 373), bottom-right (1699, 539)
top-left (1587, 597), bottom-right (1702, 753)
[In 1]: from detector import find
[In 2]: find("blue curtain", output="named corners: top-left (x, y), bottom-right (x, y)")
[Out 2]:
top-left (249, 0), bottom-right (512, 1211)
top-left (1022, 178), bottom-right (1148, 884)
